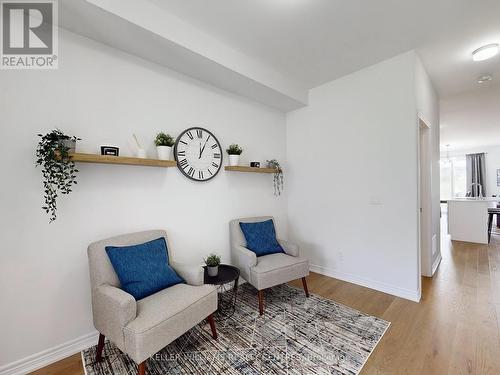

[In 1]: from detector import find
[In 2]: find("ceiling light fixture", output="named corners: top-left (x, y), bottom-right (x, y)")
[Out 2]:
top-left (477, 74), bottom-right (493, 84)
top-left (441, 144), bottom-right (452, 165)
top-left (472, 43), bottom-right (499, 62)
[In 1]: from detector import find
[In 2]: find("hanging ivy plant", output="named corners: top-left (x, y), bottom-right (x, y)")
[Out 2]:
top-left (36, 129), bottom-right (80, 222)
top-left (266, 159), bottom-right (284, 196)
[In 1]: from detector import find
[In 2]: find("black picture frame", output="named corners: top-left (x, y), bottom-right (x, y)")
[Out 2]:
top-left (173, 127), bottom-right (223, 182)
top-left (100, 146), bottom-right (119, 156)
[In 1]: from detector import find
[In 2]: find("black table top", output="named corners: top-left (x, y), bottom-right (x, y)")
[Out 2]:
top-left (204, 264), bottom-right (240, 285)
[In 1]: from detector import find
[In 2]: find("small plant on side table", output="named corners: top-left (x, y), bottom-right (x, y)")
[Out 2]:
top-left (155, 132), bottom-right (175, 160)
top-left (204, 253), bottom-right (221, 277)
top-left (226, 144), bottom-right (243, 166)
top-left (266, 159), bottom-right (284, 196)
top-left (36, 129), bottom-right (80, 222)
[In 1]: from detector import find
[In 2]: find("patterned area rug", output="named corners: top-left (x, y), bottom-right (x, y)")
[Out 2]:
top-left (82, 283), bottom-right (390, 374)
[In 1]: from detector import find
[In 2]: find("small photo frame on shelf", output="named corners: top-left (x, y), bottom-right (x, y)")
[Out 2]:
top-left (100, 146), bottom-right (119, 156)
top-left (250, 162), bottom-right (260, 168)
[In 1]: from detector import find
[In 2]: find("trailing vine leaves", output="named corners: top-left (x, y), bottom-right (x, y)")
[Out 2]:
top-left (266, 159), bottom-right (284, 196)
top-left (35, 129), bottom-right (80, 222)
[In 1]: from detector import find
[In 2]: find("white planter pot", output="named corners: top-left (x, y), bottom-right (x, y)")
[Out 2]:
top-left (207, 266), bottom-right (219, 277)
top-left (156, 146), bottom-right (172, 160)
top-left (228, 154), bottom-right (240, 166)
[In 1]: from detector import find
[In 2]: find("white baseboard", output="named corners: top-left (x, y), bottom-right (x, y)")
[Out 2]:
top-left (0, 331), bottom-right (98, 375)
top-left (309, 264), bottom-right (421, 302)
top-left (431, 253), bottom-right (442, 276)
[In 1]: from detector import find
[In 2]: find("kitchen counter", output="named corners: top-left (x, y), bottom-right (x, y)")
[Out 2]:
top-left (448, 197), bottom-right (500, 202)
top-left (448, 198), bottom-right (499, 244)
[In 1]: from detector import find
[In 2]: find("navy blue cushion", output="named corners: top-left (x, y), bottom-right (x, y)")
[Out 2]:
top-left (239, 219), bottom-right (284, 257)
top-left (105, 237), bottom-right (184, 300)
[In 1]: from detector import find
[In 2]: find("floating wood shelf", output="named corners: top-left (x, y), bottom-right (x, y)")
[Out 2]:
top-left (69, 153), bottom-right (177, 168)
top-left (225, 166), bottom-right (277, 174)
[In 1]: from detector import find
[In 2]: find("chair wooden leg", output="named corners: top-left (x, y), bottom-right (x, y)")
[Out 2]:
top-left (138, 361), bottom-right (146, 375)
top-left (302, 277), bottom-right (310, 298)
top-left (258, 290), bottom-right (264, 315)
top-left (95, 333), bottom-right (105, 362)
top-left (207, 313), bottom-right (218, 340)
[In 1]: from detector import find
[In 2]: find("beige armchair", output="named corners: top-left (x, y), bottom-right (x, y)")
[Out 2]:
top-left (229, 217), bottom-right (309, 315)
top-left (87, 230), bottom-right (217, 375)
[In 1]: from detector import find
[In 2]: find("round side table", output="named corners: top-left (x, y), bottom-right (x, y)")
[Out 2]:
top-left (204, 264), bottom-right (240, 320)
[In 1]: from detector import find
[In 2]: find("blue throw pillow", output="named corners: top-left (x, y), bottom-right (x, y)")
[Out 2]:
top-left (239, 219), bottom-right (284, 257)
top-left (105, 237), bottom-right (184, 300)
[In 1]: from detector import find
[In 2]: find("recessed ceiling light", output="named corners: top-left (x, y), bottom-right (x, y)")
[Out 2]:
top-left (472, 44), bottom-right (499, 62)
top-left (477, 74), bottom-right (493, 84)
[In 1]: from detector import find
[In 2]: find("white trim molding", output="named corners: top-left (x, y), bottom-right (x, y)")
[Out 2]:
top-left (310, 264), bottom-right (421, 302)
top-left (0, 331), bottom-right (98, 375)
top-left (431, 253), bottom-right (442, 276)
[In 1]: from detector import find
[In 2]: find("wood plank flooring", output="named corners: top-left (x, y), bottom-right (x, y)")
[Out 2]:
top-left (30, 219), bottom-right (500, 374)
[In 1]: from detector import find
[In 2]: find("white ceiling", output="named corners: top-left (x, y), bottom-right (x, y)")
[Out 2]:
top-left (150, 0), bottom-right (500, 149)
top-left (151, 0), bottom-right (500, 97)
top-left (441, 84), bottom-right (500, 151)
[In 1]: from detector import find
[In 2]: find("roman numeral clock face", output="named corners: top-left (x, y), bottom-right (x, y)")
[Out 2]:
top-left (174, 127), bottom-right (223, 181)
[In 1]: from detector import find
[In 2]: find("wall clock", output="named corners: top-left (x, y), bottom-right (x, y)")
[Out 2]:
top-left (174, 127), bottom-right (223, 181)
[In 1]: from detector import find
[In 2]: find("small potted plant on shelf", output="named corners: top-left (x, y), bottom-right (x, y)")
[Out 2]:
top-left (204, 253), bottom-right (221, 277)
top-left (155, 132), bottom-right (175, 160)
top-left (226, 144), bottom-right (243, 166)
top-left (266, 159), bottom-right (284, 196)
top-left (36, 129), bottom-right (80, 222)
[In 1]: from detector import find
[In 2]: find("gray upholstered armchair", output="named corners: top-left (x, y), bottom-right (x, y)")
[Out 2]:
top-left (230, 216), bottom-right (309, 315)
top-left (87, 230), bottom-right (218, 375)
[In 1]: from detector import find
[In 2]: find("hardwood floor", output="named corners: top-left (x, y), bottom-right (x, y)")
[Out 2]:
top-left (31, 222), bottom-right (500, 374)
top-left (29, 353), bottom-right (83, 375)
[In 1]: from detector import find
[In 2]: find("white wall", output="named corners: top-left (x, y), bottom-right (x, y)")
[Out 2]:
top-left (0, 29), bottom-right (287, 368)
top-left (415, 56), bottom-right (441, 276)
top-left (0, 27), bottom-right (443, 371)
top-left (485, 147), bottom-right (500, 196)
top-left (286, 52), bottom-right (421, 301)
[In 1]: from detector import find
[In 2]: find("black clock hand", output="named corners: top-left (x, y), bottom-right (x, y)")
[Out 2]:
top-left (199, 135), bottom-right (211, 159)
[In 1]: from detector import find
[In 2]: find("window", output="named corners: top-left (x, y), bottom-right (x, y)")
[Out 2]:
top-left (440, 156), bottom-right (466, 200)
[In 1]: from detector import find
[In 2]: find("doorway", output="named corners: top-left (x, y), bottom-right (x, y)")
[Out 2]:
top-left (418, 118), bottom-right (433, 296)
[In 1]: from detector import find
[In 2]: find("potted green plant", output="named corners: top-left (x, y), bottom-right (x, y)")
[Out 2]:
top-left (226, 144), bottom-right (243, 166)
top-left (35, 129), bottom-right (80, 222)
top-left (266, 159), bottom-right (284, 196)
top-left (155, 132), bottom-right (175, 160)
top-left (204, 253), bottom-right (221, 277)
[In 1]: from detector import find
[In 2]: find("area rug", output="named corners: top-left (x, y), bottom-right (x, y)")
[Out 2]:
top-left (82, 283), bottom-right (390, 375)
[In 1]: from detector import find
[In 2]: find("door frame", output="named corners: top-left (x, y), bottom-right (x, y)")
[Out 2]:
top-left (417, 117), bottom-right (432, 299)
